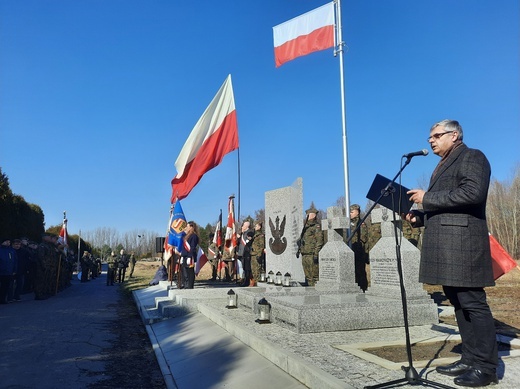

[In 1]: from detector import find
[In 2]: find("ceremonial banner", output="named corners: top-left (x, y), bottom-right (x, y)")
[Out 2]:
top-left (171, 75), bottom-right (239, 201)
top-left (167, 201), bottom-right (187, 252)
top-left (273, 2), bottom-right (335, 67)
top-left (213, 210), bottom-right (223, 248)
top-left (224, 196), bottom-right (237, 253)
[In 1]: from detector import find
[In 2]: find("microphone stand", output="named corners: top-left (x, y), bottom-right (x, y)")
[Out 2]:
top-left (352, 156), bottom-right (455, 389)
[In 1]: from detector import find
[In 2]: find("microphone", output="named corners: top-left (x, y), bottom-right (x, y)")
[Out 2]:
top-left (403, 149), bottom-right (429, 158)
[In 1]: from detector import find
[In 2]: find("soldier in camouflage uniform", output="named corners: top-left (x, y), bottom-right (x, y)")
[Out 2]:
top-left (401, 220), bottom-right (422, 248)
top-left (106, 251), bottom-right (117, 286)
top-left (207, 233), bottom-right (219, 281)
top-left (250, 221), bottom-right (265, 284)
top-left (299, 206), bottom-right (324, 286)
top-left (349, 204), bottom-right (369, 292)
top-left (221, 244), bottom-right (235, 282)
top-left (35, 233), bottom-right (57, 300)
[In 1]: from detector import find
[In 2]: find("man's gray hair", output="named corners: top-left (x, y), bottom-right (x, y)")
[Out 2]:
top-left (431, 119), bottom-right (464, 141)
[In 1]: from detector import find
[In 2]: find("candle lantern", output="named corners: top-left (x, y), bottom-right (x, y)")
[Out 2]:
top-left (267, 270), bottom-right (275, 284)
top-left (226, 289), bottom-right (238, 309)
top-left (256, 297), bottom-right (271, 324)
top-left (283, 272), bottom-right (291, 287)
top-left (259, 270), bottom-right (266, 282)
top-left (275, 271), bottom-right (283, 285)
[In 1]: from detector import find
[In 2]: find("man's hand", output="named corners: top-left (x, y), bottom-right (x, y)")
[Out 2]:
top-left (407, 189), bottom-right (425, 204)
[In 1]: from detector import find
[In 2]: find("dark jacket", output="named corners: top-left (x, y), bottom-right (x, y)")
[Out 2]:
top-left (180, 234), bottom-right (199, 262)
top-left (0, 246), bottom-right (17, 275)
top-left (413, 144), bottom-right (494, 287)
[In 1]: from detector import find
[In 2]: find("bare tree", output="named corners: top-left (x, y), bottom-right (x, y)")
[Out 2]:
top-left (487, 164), bottom-right (520, 259)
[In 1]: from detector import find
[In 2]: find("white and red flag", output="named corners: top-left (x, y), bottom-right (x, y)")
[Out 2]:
top-left (194, 247), bottom-right (208, 276)
top-left (273, 2), bottom-right (335, 67)
top-left (58, 213), bottom-right (68, 253)
top-left (224, 195), bottom-right (237, 254)
top-left (213, 210), bottom-right (223, 249)
top-left (171, 75), bottom-right (239, 201)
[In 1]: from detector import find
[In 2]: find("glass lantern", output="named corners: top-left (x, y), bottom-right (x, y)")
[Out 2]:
top-left (267, 270), bottom-right (275, 284)
top-left (226, 289), bottom-right (237, 309)
top-left (275, 271), bottom-right (283, 285)
top-left (259, 270), bottom-right (266, 283)
top-left (256, 297), bottom-right (271, 324)
top-left (283, 272), bottom-right (291, 287)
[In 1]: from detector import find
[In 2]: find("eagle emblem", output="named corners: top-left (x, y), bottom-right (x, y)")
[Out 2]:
top-left (269, 215), bottom-right (287, 255)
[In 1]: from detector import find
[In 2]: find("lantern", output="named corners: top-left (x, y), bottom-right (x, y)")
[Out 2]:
top-left (256, 297), bottom-right (271, 324)
top-left (259, 270), bottom-right (266, 282)
top-left (275, 271), bottom-right (283, 285)
top-left (226, 289), bottom-right (237, 309)
top-left (267, 270), bottom-right (274, 284)
top-left (283, 272), bottom-right (291, 287)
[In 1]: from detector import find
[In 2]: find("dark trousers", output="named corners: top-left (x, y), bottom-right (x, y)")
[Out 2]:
top-left (0, 275), bottom-right (12, 304)
top-left (106, 268), bottom-right (115, 285)
top-left (117, 267), bottom-right (126, 283)
top-left (443, 286), bottom-right (498, 374)
top-left (182, 262), bottom-right (195, 289)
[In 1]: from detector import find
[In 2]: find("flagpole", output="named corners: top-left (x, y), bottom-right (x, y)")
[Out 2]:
top-left (334, 0), bottom-right (351, 221)
top-left (77, 229), bottom-right (81, 273)
top-left (237, 147), bottom-right (241, 222)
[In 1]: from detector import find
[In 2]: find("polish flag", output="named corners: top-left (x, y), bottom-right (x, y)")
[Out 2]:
top-left (273, 2), bottom-right (335, 67)
top-left (224, 195), bottom-right (237, 254)
top-left (171, 75), bottom-right (239, 201)
top-left (195, 247), bottom-right (208, 276)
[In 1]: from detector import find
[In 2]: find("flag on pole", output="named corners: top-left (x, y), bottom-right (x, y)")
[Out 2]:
top-left (213, 210), bottom-right (223, 248)
top-left (167, 201), bottom-right (188, 253)
top-left (195, 247), bottom-right (208, 276)
top-left (58, 212), bottom-right (69, 254)
top-left (224, 195), bottom-right (237, 254)
top-left (489, 234), bottom-right (518, 280)
top-left (171, 75), bottom-right (239, 201)
top-left (163, 206), bottom-right (174, 262)
top-left (273, 2), bottom-right (335, 67)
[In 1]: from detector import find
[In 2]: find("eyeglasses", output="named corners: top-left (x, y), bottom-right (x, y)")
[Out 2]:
top-left (427, 131), bottom-right (453, 142)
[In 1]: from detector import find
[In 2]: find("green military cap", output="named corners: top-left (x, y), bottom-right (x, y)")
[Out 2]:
top-left (306, 206), bottom-right (319, 215)
top-left (350, 204), bottom-right (361, 211)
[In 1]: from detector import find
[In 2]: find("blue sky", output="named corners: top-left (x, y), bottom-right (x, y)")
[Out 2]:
top-left (1, 0), bottom-right (518, 237)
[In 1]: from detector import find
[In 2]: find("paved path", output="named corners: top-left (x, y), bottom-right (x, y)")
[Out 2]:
top-left (0, 270), bottom-right (121, 389)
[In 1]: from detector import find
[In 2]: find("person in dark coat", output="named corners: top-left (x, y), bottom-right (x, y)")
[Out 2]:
top-left (405, 119), bottom-right (498, 387)
top-left (180, 221), bottom-right (199, 289)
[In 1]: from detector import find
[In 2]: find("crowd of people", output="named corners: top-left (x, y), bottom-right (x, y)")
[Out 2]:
top-left (0, 233), bottom-right (77, 303)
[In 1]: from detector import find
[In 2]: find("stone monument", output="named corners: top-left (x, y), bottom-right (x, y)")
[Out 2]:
top-left (265, 177), bottom-right (305, 283)
top-left (368, 207), bottom-right (430, 300)
top-left (315, 206), bottom-right (360, 293)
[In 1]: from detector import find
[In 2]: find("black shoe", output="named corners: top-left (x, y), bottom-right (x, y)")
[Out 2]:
top-left (454, 368), bottom-right (498, 387)
top-left (436, 361), bottom-right (472, 377)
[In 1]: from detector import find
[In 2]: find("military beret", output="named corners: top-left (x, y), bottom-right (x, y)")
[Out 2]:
top-left (350, 204), bottom-right (361, 211)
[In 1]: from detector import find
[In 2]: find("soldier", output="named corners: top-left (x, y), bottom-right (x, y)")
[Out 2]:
top-left (401, 220), bottom-right (422, 248)
top-left (35, 234), bottom-right (57, 299)
top-left (106, 251), bottom-right (117, 286)
top-left (207, 233), bottom-right (219, 281)
top-left (221, 243), bottom-right (235, 282)
top-left (80, 251), bottom-right (90, 282)
top-left (349, 204), bottom-right (369, 292)
top-left (298, 206), bottom-right (324, 286)
top-left (128, 252), bottom-right (137, 278)
top-left (250, 221), bottom-right (265, 285)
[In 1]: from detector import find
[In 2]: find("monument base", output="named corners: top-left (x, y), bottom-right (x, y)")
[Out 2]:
top-left (237, 286), bottom-right (438, 334)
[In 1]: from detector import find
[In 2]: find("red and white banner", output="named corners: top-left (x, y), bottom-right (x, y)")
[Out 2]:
top-left (171, 75), bottom-right (239, 201)
top-left (224, 196), bottom-right (237, 254)
top-left (273, 2), bottom-right (335, 67)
